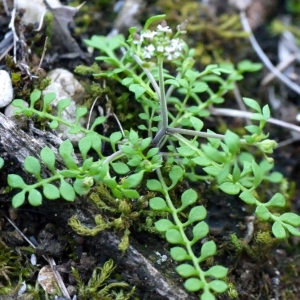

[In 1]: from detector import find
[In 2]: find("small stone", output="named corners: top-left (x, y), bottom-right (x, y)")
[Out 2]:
top-left (44, 68), bottom-right (86, 143)
top-left (0, 70), bottom-right (13, 108)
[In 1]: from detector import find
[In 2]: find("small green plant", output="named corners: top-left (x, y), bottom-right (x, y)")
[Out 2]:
top-left (71, 259), bottom-right (135, 300)
top-left (7, 15), bottom-right (300, 299)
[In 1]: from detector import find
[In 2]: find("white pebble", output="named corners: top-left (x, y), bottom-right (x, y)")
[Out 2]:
top-left (0, 70), bottom-right (13, 108)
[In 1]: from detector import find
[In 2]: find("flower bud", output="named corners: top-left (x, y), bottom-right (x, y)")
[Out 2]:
top-left (258, 139), bottom-right (277, 154)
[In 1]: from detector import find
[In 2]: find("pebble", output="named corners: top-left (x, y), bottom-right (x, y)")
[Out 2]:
top-left (44, 68), bottom-right (86, 143)
top-left (0, 70), bottom-right (13, 108)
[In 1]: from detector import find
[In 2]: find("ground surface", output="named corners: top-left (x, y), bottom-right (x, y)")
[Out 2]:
top-left (1, 0), bottom-right (300, 299)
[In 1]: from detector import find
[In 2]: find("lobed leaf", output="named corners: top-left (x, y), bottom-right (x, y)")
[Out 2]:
top-left (90, 116), bottom-right (106, 130)
top-left (192, 221), bottom-right (209, 242)
top-left (184, 278), bottom-right (203, 292)
top-left (43, 92), bottom-right (56, 109)
top-left (205, 266), bottom-right (228, 279)
top-left (28, 189), bottom-right (42, 206)
top-left (180, 188), bottom-right (198, 210)
top-left (165, 228), bottom-right (185, 245)
top-left (170, 247), bottom-right (191, 261)
top-left (188, 206), bottom-right (207, 223)
top-left (78, 136), bottom-right (92, 160)
top-left (40, 147), bottom-right (56, 173)
top-left (112, 162), bottom-right (130, 175)
top-left (224, 130), bottom-right (240, 154)
top-left (43, 184), bottom-right (60, 200)
top-left (239, 191), bottom-right (257, 205)
top-left (155, 219), bottom-right (175, 232)
top-left (147, 179), bottom-right (163, 192)
top-left (199, 240), bottom-right (217, 261)
top-left (59, 140), bottom-right (78, 170)
top-left (12, 191), bottom-right (26, 208)
top-left (272, 220), bottom-right (286, 239)
top-left (122, 189), bottom-right (140, 198)
top-left (265, 193), bottom-right (285, 208)
top-left (279, 212), bottom-right (300, 226)
top-left (57, 98), bottom-right (71, 116)
top-left (24, 156), bottom-right (41, 178)
top-left (176, 264), bottom-right (197, 278)
top-left (219, 182), bottom-right (240, 195)
top-left (243, 97), bottom-right (261, 112)
top-left (208, 280), bottom-right (228, 293)
top-left (255, 205), bottom-right (270, 221)
top-left (122, 171), bottom-right (144, 188)
top-left (169, 165), bottom-right (184, 186)
top-left (60, 179), bottom-right (76, 201)
top-left (73, 178), bottom-right (91, 196)
top-left (30, 89), bottom-right (42, 105)
top-left (150, 197), bottom-right (169, 211)
top-left (190, 116), bottom-right (204, 131)
top-left (7, 174), bottom-right (27, 188)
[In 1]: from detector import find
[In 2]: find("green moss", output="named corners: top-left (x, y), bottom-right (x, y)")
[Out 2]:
top-left (71, 259), bottom-right (135, 300)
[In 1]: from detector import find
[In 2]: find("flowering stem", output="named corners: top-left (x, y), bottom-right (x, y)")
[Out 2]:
top-left (152, 57), bottom-right (168, 145)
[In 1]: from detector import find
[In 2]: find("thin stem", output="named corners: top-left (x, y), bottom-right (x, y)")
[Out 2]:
top-left (240, 10), bottom-right (300, 95)
top-left (131, 53), bottom-right (161, 99)
top-left (211, 107), bottom-right (300, 134)
top-left (152, 58), bottom-right (169, 145)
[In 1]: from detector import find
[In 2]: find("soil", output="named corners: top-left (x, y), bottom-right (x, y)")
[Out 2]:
top-left (1, 0), bottom-right (300, 300)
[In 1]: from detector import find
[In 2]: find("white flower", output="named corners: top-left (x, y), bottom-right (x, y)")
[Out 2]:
top-left (156, 24), bottom-right (172, 33)
top-left (141, 30), bottom-right (157, 40)
top-left (171, 38), bottom-right (185, 51)
top-left (143, 44), bottom-right (155, 58)
top-left (165, 44), bottom-right (176, 53)
top-left (156, 45), bottom-right (164, 52)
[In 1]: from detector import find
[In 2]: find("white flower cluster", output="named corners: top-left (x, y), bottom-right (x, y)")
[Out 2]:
top-left (135, 21), bottom-right (185, 61)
